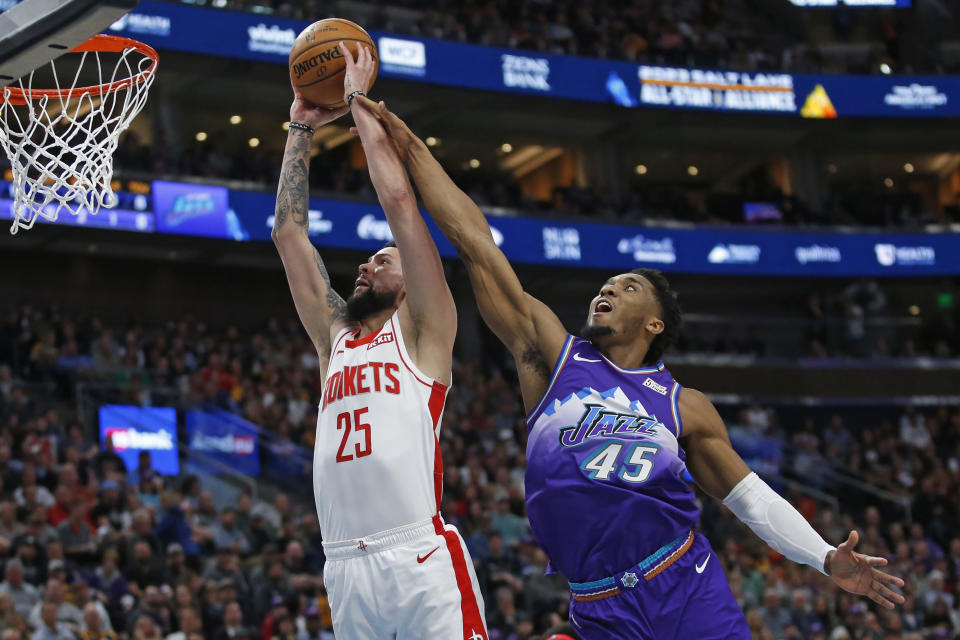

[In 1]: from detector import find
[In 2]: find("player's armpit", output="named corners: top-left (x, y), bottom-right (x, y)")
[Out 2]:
top-left (678, 387), bottom-right (752, 501)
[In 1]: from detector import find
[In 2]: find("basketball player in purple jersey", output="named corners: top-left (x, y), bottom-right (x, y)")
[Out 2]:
top-left (351, 97), bottom-right (906, 639)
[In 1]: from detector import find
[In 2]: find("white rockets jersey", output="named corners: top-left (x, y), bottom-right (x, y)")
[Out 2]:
top-left (314, 311), bottom-right (449, 542)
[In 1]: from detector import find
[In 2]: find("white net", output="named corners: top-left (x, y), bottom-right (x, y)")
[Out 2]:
top-left (0, 36), bottom-right (157, 234)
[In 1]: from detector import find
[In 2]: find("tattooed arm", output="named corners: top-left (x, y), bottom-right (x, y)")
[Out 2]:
top-left (272, 89), bottom-right (351, 364)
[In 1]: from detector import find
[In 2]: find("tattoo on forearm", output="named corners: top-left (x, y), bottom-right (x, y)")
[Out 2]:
top-left (273, 129), bottom-right (312, 233)
top-left (314, 249), bottom-right (348, 322)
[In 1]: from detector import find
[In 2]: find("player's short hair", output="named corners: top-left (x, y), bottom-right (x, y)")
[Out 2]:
top-left (631, 268), bottom-right (682, 364)
top-left (383, 240), bottom-right (397, 249)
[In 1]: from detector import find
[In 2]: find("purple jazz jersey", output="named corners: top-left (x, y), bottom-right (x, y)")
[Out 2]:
top-left (525, 335), bottom-right (699, 582)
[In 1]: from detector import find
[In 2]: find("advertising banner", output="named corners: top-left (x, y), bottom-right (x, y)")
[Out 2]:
top-left (110, 1), bottom-right (957, 118)
top-left (98, 405), bottom-right (179, 475)
top-left (185, 410), bottom-right (260, 477)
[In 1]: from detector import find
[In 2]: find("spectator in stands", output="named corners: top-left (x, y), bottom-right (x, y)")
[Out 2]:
top-left (211, 508), bottom-right (248, 556)
top-left (130, 614), bottom-right (161, 640)
top-left (127, 453), bottom-right (156, 491)
top-left (78, 601), bottom-right (116, 640)
top-left (28, 579), bottom-right (81, 632)
top-left (57, 503), bottom-right (95, 563)
top-left (211, 601), bottom-right (244, 640)
top-left (0, 559), bottom-right (40, 617)
top-left (30, 600), bottom-right (75, 640)
top-left (490, 496), bottom-right (527, 546)
top-left (153, 493), bottom-right (197, 559)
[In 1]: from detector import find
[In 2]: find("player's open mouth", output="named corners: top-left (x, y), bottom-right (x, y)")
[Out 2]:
top-left (594, 299), bottom-right (613, 314)
top-left (355, 277), bottom-right (370, 290)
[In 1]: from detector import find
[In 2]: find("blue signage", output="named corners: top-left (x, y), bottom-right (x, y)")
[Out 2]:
top-left (108, 1), bottom-right (955, 118)
top-left (222, 189), bottom-right (960, 277)
top-left (153, 181), bottom-right (246, 239)
top-left (4, 177), bottom-right (959, 277)
top-left (0, 184), bottom-right (154, 234)
top-left (185, 410), bottom-right (260, 477)
top-left (98, 405), bottom-right (180, 476)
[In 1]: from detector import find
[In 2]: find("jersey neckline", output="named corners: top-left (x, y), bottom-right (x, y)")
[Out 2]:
top-left (345, 327), bottom-right (383, 348)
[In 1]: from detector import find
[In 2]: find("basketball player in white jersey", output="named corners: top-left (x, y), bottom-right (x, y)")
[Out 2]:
top-left (271, 43), bottom-right (487, 639)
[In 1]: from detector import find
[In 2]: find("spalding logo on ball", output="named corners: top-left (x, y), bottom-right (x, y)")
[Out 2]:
top-left (288, 18), bottom-right (379, 108)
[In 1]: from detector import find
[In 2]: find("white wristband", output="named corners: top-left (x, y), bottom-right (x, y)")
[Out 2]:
top-left (722, 472), bottom-right (835, 575)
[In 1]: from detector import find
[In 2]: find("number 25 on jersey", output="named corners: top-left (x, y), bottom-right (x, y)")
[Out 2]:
top-left (336, 407), bottom-right (372, 462)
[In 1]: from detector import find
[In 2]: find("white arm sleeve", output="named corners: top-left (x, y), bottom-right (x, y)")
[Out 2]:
top-left (722, 472), bottom-right (836, 575)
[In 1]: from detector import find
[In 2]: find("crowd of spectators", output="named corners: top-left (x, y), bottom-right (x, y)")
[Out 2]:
top-left (1, 300), bottom-right (960, 638)
top-left (165, 0), bottom-right (960, 75)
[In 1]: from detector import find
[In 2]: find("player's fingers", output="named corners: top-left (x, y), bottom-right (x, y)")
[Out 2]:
top-left (354, 95), bottom-right (380, 117)
top-left (864, 555), bottom-right (887, 567)
top-left (868, 590), bottom-right (896, 610)
top-left (348, 126), bottom-right (358, 135)
top-left (339, 41), bottom-right (354, 65)
top-left (838, 530), bottom-right (858, 550)
top-left (874, 581), bottom-right (905, 605)
top-left (874, 569), bottom-right (905, 587)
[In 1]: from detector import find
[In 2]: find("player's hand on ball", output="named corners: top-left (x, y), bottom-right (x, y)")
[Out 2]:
top-left (340, 41), bottom-right (376, 104)
top-left (289, 86), bottom-right (349, 130)
top-left (827, 530), bottom-right (905, 609)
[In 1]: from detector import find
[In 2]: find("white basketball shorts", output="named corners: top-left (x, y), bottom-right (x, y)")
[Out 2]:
top-left (322, 516), bottom-right (488, 640)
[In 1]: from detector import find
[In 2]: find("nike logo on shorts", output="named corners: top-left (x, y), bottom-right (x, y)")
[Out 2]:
top-left (417, 546), bottom-right (440, 563)
top-left (573, 353), bottom-right (601, 363)
top-left (695, 554), bottom-right (710, 574)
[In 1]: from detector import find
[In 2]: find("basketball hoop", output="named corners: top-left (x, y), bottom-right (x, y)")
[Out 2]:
top-left (0, 34), bottom-right (158, 234)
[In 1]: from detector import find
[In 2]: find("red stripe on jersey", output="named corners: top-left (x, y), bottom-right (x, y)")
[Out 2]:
top-left (331, 329), bottom-right (351, 354)
top-left (428, 381), bottom-right (447, 512)
top-left (389, 317), bottom-right (432, 387)
top-left (441, 529), bottom-right (488, 640)
top-left (345, 327), bottom-right (383, 349)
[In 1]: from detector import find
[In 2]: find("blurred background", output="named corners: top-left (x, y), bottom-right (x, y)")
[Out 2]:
top-left (1, 0), bottom-right (960, 639)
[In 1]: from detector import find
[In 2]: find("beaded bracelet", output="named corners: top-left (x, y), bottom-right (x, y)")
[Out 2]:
top-left (288, 121), bottom-right (314, 135)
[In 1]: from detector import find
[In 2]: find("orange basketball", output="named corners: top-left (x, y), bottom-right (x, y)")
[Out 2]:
top-left (289, 18), bottom-right (378, 108)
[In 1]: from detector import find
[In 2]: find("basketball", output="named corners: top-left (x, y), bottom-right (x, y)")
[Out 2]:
top-left (289, 18), bottom-right (378, 108)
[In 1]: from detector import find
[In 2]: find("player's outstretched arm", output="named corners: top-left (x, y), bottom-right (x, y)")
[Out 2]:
top-left (341, 44), bottom-right (455, 381)
top-left (352, 97), bottom-right (567, 396)
top-left (679, 388), bottom-right (906, 609)
top-left (272, 89), bottom-right (351, 366)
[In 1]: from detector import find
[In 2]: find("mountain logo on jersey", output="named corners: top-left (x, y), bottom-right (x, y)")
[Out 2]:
top-left (367, 332), bottom-right (395, 349)
top-left (559, 403), bottom-right (662, 448)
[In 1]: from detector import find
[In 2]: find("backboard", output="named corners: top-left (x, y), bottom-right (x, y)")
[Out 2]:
top-left (0, 0), bottom-right (139, 86)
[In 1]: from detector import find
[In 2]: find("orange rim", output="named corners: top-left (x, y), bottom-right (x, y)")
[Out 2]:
top-left (0, 34), bottom-right (158, 106)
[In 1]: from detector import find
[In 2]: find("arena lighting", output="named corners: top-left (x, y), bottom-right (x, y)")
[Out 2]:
top-left (195, 131), bottom-right (208, 142)
top-left (229, 115), bottom-right (243, 125)
top-left (248, 138), bottom-right (260, 148)
top-left (909, 305), bottom-right (920, 316)
top-left (884, 177), bottom-right (894, 188)
top-left (880, 63), bottom-right (892, 75)
top-left (425, 137), bottom-right (439, 147)
top-left (687, 165), bottom-right (699, 176)
top-left (635, 164), bottom-right (648, 175)
top-left (282, 122), bottom-right (291, 131)
top-left (469, 158), bottom-right (481, 169)
top-left (904, 163), bottom-right (915, 173)
top-left (500, 143), bottom-right (513, 153)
